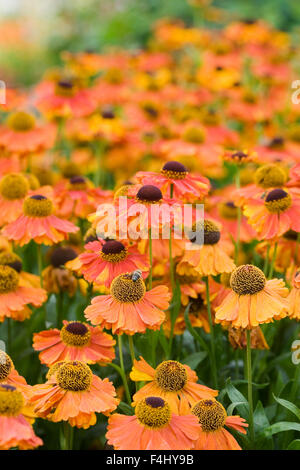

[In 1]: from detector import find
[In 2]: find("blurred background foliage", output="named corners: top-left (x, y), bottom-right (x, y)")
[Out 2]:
top-left (1, 0), bottom-right (300, 87)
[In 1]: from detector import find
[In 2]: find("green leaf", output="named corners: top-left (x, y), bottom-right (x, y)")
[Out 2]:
top-left (231, 379), bottom-right (269, 390)
top-left (287, 440), bottom-right (300, 450)
top-left (182, 351), bottom-right (207, 370)
top-left (184, 304), bottom-right (209, 353)
top-left (227, 401), bottom-right (247, 417)
top-left (259, 422), bottom-right (300, 438)
top-left (253, 401), bottom-right (274, 450)
top-left (225, 381), bottom-right (249, 420)
top-left (273, 394), bottom-right (300, 420)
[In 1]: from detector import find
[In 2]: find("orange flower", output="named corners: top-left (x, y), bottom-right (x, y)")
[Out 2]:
top-left (130, 357), bottom-right (217, 414)
top-left (0, 250), bottom-right (41, 288)
top-left (0, 351), bottom-right (31, 400)
top-left (3, 194), bottom-right (79, 246)
top-left (288, 270), bottom-right (300, 320)
top-left (68, 239), bottom-right (149, 288)
top-left (29, 361), bottom-right (119, 429)
top-left (177, 220), bottom-right (235, 277)
top-left (215, 265), bottom-right (289, 328)
top-left (0, 173), bottom-right (30, 225)
top-left (33, 320), bottom-right (115, 366)
top-left (0, 384), bottom-right (43, 450)
top-left (85, 272), bottom-right (170, 334)
top-left (42, 246), bottom-right (78, 295)
top-left (106, 396), bottom-right (200, 450)
top-left (191, 399), bottom-right (248, 450)
top-left (0, 265), bottom-right (47, 322)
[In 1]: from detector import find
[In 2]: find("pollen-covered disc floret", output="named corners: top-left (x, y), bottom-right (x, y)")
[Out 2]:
top-left (189, 220), bottom-right (221, 245)
top-left (219, 201), bottom-right (238, 220)
top-left (230, 265), bottom-right (266, 295)
top-left (155, 360), bottom-right (187, 392)
top-left (101, 240), bottom-right (128, 263)
top-left (0, 351), bottom-right (13, 381)
top-left (0, 252), bottom-right (22, 273)
top-left (0, 173), bottom-right (29, 200)
top-left (0, 385), bottom-right (24, 416)
top-left (0, 265), bottom-right (19, 293)
top-left (7, 111), bottom-right (36, 132)
top-left (60, 322), bottom-right (91, 347)
top-left (23, 195), bottom-right (53, 217)
top-left (254, 164), bottom-right (286, 189)
top-left (135, 396), bottom-right (171, 429)
top-left (46, 361), bottom-right (65, 380)
top-left (192, 399), bottom-right (227, 432)
top-left (110, 273), bottom-right (146, 303)
top-left (136, 185), bottom-right (162, 204)
top-left (161, 161), bottom-right (188, 180)
top-left (264, 189), bottom-right (292, 213)
top-left (57, 361), bottom-right (92, 391)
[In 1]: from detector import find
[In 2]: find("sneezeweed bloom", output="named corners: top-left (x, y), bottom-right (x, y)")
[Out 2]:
top-left (0, 173), bottom-right (29, 225)
top-left (85, 272), bottom-right (170, 334)
top-left (136, 160), bottom-right (210, 201)
top-left (33, 320), bottom-right (115, 366)
top-left (0, 384), bottom-right (43, 450)
top-left (0, 250), bottom-right (41, 288)
top-left (29, 361), bottom-right (119, 428)
top-left (106, 396), bottom-right (200, 450)
top-left (0, 265), bottom-right (47, 321)
top-left (191, 399), bottom-right (248, 450)
top-left (130, 358), bottom-right (217, 414)
top-left (223, 149), bottom-right (257, 165)
top-left (0, 351), bottom-right (31, 398)
top-left (68, 239), bottom-right (149, 288)
top-left (3, 194), bottom-right (79, 246)
top-left (288, 270), bottom-right (300, 320)
top-left (215, 265), bottom-right (289, 328)
top-left (228, 326), bottom-right (269, 350)
top-left (243, 188), bottom-right (300, 239)
top-left (42, 246), bottom-right (78, 295)
top-left (177, 220), bottom-right (235, 277)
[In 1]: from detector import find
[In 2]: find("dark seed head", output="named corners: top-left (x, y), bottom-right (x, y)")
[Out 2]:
top-left (65, 322), bottom-right (88, 336)
top-left (145, 397), bottom-right (165, 408)
top-left (101, 240), bottom-right (125, 255)
top-left (162, 161), bottom-right (187, 173)
top-left (50, 247), bottom-right (77, 267)
top-left (136, 185), bottom-right (162, 202)
top-left (265, 188), bottom-right (288, 202)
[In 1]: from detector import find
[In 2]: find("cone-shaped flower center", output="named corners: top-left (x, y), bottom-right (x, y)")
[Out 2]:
top-left (23, 195), bottom-right (53, 217)
top-left (230, 265), bottom-right (266, 295)
top-left (219, 201), bottom-right (238, 220)
top-left (68, 176), bottom-right (87, 191)
top-left (0, 252), bottom-right (22, 273)
top-left (60, 322), bottom-right (91, 347)
top-left (192, 399), bottom-right (227, 431)
top-left (101, 240), bottom-right (127, 263)
top-left (254, 164), bottom-right (286, 189)
top-left (110, 273), bottom-right (146, 303)
top-left (0, 351), bottom-right (12, 381)
top-left (136, 185), bottom-right (162, 204)
top-left (7, 111), bottom-right (35, 132)
top-left (264, 189), bottom-right (292, 213)
top-left (183, 126), bottom-right (206, 143)
top-left (161, 161), bottom-right (188, 180)
top-left (0, 385), bottom-right (24, 416)
top-left (0, 265), bottom-right (19, 293)
top-left (136, 397), bottom-right (171, 429)
top-left (189, 220), bottom-right (221, 245)
top-left (0, 173), bottom-right (29, 200)
top-left (55, 80), bottom-right (76, 97)
top-left (230, 151), bottom-right (248, 162)
top-left (57, 361), bottom-right (92, 391)
top-left (50, 247), bottom-right (77, 267)
top-left (46, 361), bottom-right (65, 380)
top-left (155, 360), bottom-right (187, 392)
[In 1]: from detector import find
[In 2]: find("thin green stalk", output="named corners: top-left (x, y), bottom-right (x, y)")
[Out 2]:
top-left (56, 291), bottom-right (64, 327)
top-left (204, 277), bottom-right (218, 389)
top-left (117, 335), bottom-right (131, 403)
top-left (268, 242), bottom-right (278, 279)
top-left (60, 422), bottom-right (74, 450)
top-left (148, 228), bottom-right (153, 289)
top-left (235, 168), bottom-right (241, 264)
top-left (37, 244), bottom-right (47, 327)
top-left (246, 330), bottom-right (255, 444)
top-left (263, 245), bottom-right (270, 276)
top-left (7, 318), bottom-right (11, 356)
top-left (128, 335), bottom-right (138, 392)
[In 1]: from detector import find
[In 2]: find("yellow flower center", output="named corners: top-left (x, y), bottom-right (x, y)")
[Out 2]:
top-left (0, 351), bottom-right (13, 381)
top-left (155, 360), bottom-right (187, 392)
top-left (182, 126), bottom-right (206, 143)
top-left (46, 361), bottom-right (65, 380)
top-left (135, 397), bottom-right (171, 429)
top-left (219, 201), bottom-right (238, 220)
top-left (62, 161), bottom-right (81, 178)
top-left (23, 195), bottom-right (53, 217)
top-left (0, 265), bottom-right (19, 293)
top-left (114, 184), bottom-right (132, 201)
top-left (264, 189), bottom-right (292, 213)
top-left (0, 385), bottom-right (24, 416)
top-left (67, 176), bottom-right (88, 191)
top-left (7, 111), bottom-right (35, 132)
top-left (60, 322), bottom-right (91, 347)
top-left (25, 173), bottom-right (40, 190)
top-left (55, 80), bottom-right (76, 97)
top-left (161, 161), bottom-right (188, 180)
top-left (0, 173), bottom-right (29, 200)
top-left (254, 164), bottom-right (286, 189)
top-left (101, 240), bottom-right (128, 263)
top-left (57, 361), bottom-right (92, 391)
top-left (189, 220), bottom-right (220, 245)
top-left (0, 252), bottom-right (22, 273)
top-left (192, 399), bottom-right (227, 432)
top-left (230, 265), bottom-right (266, 295)
top-left (110, 273), bottom-right (146, 303)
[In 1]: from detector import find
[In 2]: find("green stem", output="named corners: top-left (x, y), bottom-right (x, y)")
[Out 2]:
top-left (56, 291), bottom-right (64, 327)
top-left (246, 329), bottom-right (255, 444)
top-left (148, 228), bottom-right (153, 290)
top-left (7, 318), bottom-right (11, 356)
top-left (268, 242), bottom-right (278, 279)
top-left (235, 168), bottom-right (241, 265)
top-left (204, 277), bottom-right (218, 389)
top-left (37, 244), bottom-right (47, 327)
top-left (128, 335), bottom-right (135, 366)
top-left (263, 245), bottom-right (270, 276)
top-left (117, 335), bottom-right (131, 403)
top-left (110, 362), bottom-right (131, 405)
top-left (61, 422), bottom-right (74, 450)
